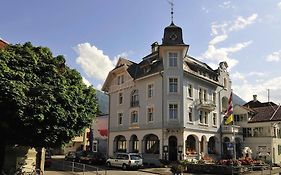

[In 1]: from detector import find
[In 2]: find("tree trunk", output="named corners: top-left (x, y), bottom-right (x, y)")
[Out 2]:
top-left (0, 140), bottom-right (7, 173)
top-left (35, 147), bottom-right (42, 170)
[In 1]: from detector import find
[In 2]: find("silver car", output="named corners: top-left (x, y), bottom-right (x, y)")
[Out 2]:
top-left (106, 153), bottom-right (143, 170)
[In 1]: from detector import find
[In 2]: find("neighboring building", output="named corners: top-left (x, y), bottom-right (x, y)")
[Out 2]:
top-left (233, 95), bottom-right (281, 164)
top-left (102, 21), bottom-right (233, 163)
top-left (64, 90), bottom-right (109, 154)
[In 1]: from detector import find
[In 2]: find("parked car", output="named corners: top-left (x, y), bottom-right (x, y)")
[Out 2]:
top-left (65, 151), bottom-right (77, 161)
top-left (106, 153), bottom-right (143, 170)
top-left (79, 151), bottom-right (106, 165)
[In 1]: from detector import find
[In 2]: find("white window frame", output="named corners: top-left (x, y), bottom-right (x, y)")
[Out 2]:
top-left (188, 107), bottom-right (194, 124)
top-left (168, 77), bottom-right (178, 93)
top-left (118, 112), bottom-right (123, 125)
top-left (198, 86), bottom-right (208, 102)
top-left (131, 110), bottom-right (139, 124)
top-left (212, 91), bottom-right (216, 104)
top-left (147, 106), bottom-right (154, 123)
top-left (168, 52), bottom-right (178, 67)
top-left (147, 83), bottom-right (154, 98)
top-left (187, 83), bottom-right (193, 99)
top-left (212, 113), bottom-right (217, 127)
top-left (168, 102), bottom-right (179, 120)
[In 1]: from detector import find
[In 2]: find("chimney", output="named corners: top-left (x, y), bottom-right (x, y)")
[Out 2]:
top-left (151, 42), bottom-right (158, 53)
top-left (253, 95), bottom-right (257, 102)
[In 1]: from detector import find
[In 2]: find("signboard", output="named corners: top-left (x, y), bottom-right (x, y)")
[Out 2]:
top-left (226, 142), bottom-right (234, 151)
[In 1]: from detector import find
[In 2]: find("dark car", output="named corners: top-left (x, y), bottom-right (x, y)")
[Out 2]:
top-left (79, 151), bottom-right (106, 165)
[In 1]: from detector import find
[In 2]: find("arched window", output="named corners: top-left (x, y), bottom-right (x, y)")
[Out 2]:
top-left (208, 137), bottom-right (216, 154)
top-left (144, 134), bottom-right (159, 154)
top-left (130, 135), bottom-right (139, 153)
top-left (131, 90), bottom-right (139, 107)
top-left (115, 135), bottom-right (126, 153)
top-left (186, 135), bottom-right (196, 155)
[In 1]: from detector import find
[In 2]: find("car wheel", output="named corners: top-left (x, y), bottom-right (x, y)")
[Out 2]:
top-left (122, 164), bottom-right (127, 170)
top-left (106, 162), bottom-right (111, 167)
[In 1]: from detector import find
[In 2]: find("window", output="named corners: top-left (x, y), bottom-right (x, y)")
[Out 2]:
top-left (188, 107), bottom-right (193, 122)
top-left (145, 134), bottom-right (159, 154)
top-left (148, 84), bottom-right (154, 98)
top-left (148, 107), bottom-right (154, 122)
top-left (119, 93), bottom-right (123, 104)
top-left (118, 113), bottom-right (123, 125)
top-left (213, 113), bottom-right (217, 126)
top-left (93, 141), bottom-right (98, 152)
top-left (278, 145), bottom-right (281, 155)
top-left (212, 92), bottom-right (216, 104)
top-left (254, 127), bottom-right (264, 137)
top-left (243, 128), bottom-right (252, 137)
top-left (199, 110), bottom-right (208, 124)
top-left (203, 89), bottom-right (207, 101)
top-left (199, 111), bottom-right (203, 123)
top-left (169, 78), bottom-right (178, 93)
top-left (169, 52), bottom-right (178, 67)
top-left (117, 75), bottom-right (124, 85)
top-left (131, 90), bottom-right (139, 107)
top-left (187, 84), bottom-right (193, 98)
top-left (199, 88), bottom-right (203, 101)
top-left (169, 104), bottom-right (178, 119)
top-left (223, 78), bottom-right (227, 89)
top-left (131, 111), bottom-right (138, 124)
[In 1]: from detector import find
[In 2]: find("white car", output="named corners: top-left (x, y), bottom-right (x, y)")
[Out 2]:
top-left (106, 153), bottom-right (143, 170)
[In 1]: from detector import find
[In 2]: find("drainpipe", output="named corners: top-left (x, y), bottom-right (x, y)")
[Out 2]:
top-left (217, 88), bottom-right (224, 158)
top-left (160, 71), bottom-right (164, 160)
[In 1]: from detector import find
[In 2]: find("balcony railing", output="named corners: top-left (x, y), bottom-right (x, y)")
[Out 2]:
top-left (195, 99), bottom-right (216, 111)
top-left (130, 101), bottom-right (139, 107)
top-left (222, 125), bottom-right (240, 134)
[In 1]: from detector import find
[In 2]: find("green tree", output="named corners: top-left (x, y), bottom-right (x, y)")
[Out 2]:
top-left (0, 42), bottom-right (98, 171)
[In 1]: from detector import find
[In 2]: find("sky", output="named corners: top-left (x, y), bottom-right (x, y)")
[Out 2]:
top-left (1, 0), bottom-right (281, 104)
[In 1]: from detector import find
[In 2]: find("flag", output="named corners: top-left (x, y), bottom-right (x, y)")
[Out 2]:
top-left (225, 92), bottom-right (233, 125)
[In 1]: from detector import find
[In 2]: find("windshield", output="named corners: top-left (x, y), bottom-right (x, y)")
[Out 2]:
top-left (130, 155), bottom-right (141, 160)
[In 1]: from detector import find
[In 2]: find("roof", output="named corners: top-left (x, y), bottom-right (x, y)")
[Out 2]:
top-left (0, 39), bottom-right (8, 48)
top-left (243, 100), bottom-right (277, 108)
top-left (249, 105), bottom-right (281, 123)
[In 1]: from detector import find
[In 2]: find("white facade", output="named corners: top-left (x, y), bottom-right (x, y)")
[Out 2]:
top-left (102, 23), bottom-right (233, 163)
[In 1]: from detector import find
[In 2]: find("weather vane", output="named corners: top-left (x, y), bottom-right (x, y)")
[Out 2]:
top-left (168, 0), bottom-right (174, 23)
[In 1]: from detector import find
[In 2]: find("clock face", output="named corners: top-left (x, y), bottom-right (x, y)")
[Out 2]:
top-left (170, 33), bottom-right (177, 40)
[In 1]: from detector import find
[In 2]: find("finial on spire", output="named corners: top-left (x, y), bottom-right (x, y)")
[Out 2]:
top-left (168, 0), bottom-right (174, 23)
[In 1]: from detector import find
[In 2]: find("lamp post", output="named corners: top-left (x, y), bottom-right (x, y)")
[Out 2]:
top-left (217, 88), bottom-right (225, 158)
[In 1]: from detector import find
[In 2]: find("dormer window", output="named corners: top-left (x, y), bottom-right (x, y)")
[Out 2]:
top-left (169, 52), bottom-right (178, 67)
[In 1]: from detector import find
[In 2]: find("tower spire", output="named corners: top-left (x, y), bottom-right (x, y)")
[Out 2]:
top-left (168, 0), bottom-right (174, 23)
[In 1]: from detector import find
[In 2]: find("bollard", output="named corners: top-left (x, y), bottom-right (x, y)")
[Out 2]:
top-left (72, 161), bottom-right (74, 172)
top-left (83, 164), bottom-right (85, 175)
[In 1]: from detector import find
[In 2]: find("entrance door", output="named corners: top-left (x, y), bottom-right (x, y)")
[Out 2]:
top-left (169, 136), bottom-right (177, 161)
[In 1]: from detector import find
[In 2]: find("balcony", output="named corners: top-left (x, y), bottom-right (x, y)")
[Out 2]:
top-left (222, 125), bottom-right (240, 134)
top-left (195, 99), bottom-right (216, 111)
top-left (130, 101), bottom-right (139, 107)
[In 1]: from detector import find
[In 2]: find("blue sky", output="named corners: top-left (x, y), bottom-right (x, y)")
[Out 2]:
top-left (1, 0), bottom-right (281, 103)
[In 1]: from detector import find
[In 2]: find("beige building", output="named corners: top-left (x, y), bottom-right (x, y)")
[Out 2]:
top-left (102, 22), bottom-right (233, 163)
top-left (233, 95), bottom-right (281, 164)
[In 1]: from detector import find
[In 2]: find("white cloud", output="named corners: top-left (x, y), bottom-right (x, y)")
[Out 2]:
top-left (82, 76), bottom-right (92, 87)
top-left (202, 41), bottom-right (252, 69)
top-left (278, 2), bottom-right (281, 9)
top-left (209, 34), bottom-right (228, 45)
top-left (233, 76), bottom-right (281, 104)
top-left (232, 71), bottom-right (245, 81)
top-left (229, 14), bottom-right (258, 32)
top-left (201, 6), bottom-right (209, 13)
top-left (248, 72), bottom-right (265, 77)
top-left (75, 43), bottom-right (115, 80)
top-left (219, 1), bottom-right (235, 9)
top-left (201, 14), bottom-right (257, 70)
top-left (266, 50), bottom-right (281, 62)
top-left (96, 84), bottom-right (102, 90)
top-left (210, 14), bottom-right (258, 36)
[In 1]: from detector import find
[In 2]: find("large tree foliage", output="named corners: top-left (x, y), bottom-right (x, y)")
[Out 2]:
top-left (0, 42), bottom-right (97, 153)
